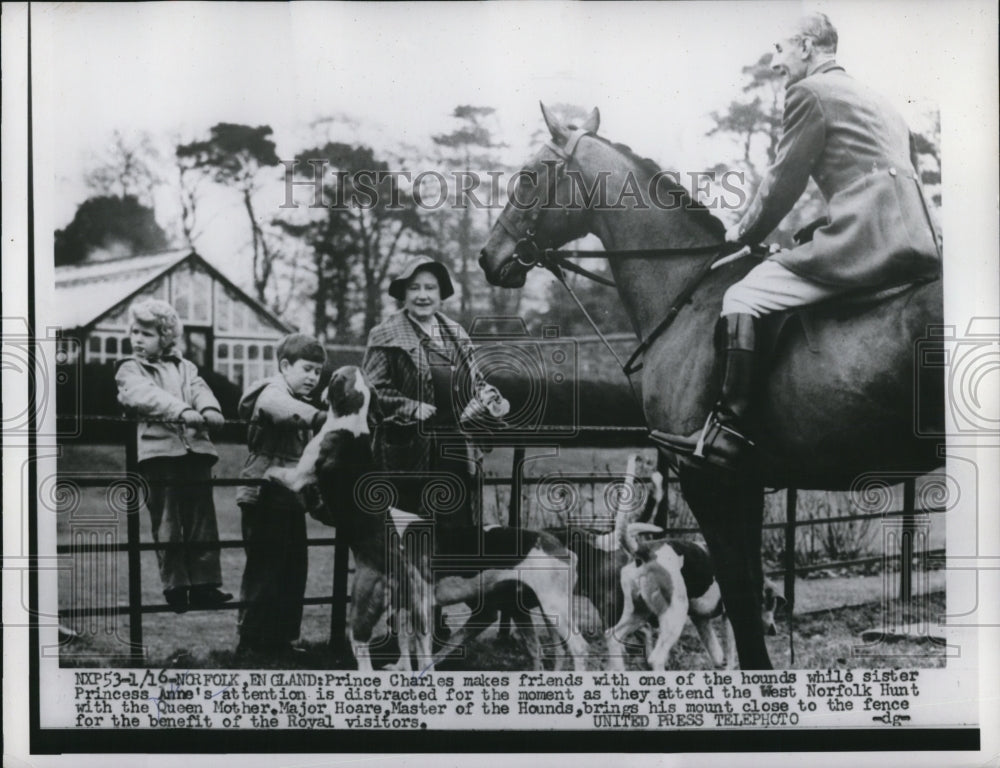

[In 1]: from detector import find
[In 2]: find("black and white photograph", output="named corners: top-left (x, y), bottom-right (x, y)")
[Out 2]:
top-left (2, 1), bottom-right (997, 764)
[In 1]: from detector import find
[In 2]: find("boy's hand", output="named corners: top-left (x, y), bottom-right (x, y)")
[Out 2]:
top-left (181, 409), bottom-right (205, 427)
top-left (201, 409), bottom-right (226, 431)
top-left (415, 403), bottom-right (436, 421)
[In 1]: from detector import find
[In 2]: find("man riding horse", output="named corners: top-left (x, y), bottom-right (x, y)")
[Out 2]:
top-left (674, 12), bottom-right (942, 471)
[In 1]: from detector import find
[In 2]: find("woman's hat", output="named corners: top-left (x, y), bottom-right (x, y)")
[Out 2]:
top-left (388, 256), bottom-right (455, 301)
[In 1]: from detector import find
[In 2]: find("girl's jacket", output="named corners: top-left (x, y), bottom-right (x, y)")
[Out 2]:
top-left (115, 353), bottom-right (221, 464)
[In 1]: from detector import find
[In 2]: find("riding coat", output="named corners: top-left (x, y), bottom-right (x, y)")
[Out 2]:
top-left (363, 309), bottom-right (482, 486)
top-left (736, 61), bottom-right (941, 288)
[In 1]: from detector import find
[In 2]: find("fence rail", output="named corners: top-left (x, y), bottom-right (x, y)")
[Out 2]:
top-left (55, 417), bottom-right (939, 666)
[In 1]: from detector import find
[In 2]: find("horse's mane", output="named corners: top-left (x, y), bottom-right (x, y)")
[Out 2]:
top-left (572, 129), bottom-right (726, 238)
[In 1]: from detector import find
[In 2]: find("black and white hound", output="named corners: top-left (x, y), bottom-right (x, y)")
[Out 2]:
top-left (291, 366), bottom-right (587, 672)
top-left (606, 455), bottom-right (785, 669)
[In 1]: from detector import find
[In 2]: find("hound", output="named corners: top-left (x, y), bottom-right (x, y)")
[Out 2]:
top-left (309, 366), bottom-right (588, 672)
top-left (614, 532), bottom-right (786, 669)
top-left (268, 376), bottom-right (507, 493)
top-left (608, 504), bottom-right (785, 670)
top-left (430, 452), bottom-right (663, 670)
top-left (264, 366), bottom-right (371, 493)
top-left (606, 521), bottom-right (691, 671)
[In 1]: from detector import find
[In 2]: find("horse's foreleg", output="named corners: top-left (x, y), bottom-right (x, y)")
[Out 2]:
top-left (680, 468), bottom-right (771, 670)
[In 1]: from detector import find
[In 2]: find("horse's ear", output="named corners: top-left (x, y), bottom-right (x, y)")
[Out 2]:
top-left (540, 102), bottom-right (569, 144)
top-left (581, 107), bottom-right (600, 134)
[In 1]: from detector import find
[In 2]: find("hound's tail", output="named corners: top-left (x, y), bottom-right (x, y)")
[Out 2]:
top-left (613, 454), bottom-right (662, 554)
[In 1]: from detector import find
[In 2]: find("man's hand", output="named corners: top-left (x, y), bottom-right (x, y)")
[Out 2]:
top-left (181, 409), bottom-right (205, 428)
top-left (724, 222), bottom-right (743, 244)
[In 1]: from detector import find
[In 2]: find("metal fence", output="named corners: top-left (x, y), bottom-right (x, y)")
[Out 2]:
top-left (55, 420), bottom-right (942, 666)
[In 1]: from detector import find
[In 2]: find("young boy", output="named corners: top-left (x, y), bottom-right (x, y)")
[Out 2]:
top-left (235, 333), bottom-right (327, 658)
top-left (115, 299), bottom-right (232, 612)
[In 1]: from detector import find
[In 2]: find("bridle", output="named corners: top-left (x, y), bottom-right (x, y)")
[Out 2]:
top-left (495, 129), bottom-right (766, 376)
top-left (497, 128), bottom-right (596, 273)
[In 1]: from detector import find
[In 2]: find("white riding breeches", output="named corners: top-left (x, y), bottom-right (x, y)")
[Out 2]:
top-left (721, 258), bottom-right (843, 317)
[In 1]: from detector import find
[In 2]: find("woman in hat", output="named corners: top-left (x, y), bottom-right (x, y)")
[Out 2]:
top-left (362, 256), bottom-right (486, 530)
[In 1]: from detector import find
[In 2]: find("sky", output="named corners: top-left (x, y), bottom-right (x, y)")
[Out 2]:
top-left (30, 0), bottom-right (995, 306)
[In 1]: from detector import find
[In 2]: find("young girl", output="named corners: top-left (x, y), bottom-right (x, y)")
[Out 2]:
top-left (115, 299), bottom-right (231, 612)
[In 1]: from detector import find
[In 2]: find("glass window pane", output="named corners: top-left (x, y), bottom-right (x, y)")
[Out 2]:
top-left (233, 344), bottom-right (244, 360)
top-left (232, 302), bottom-right (246, 331)
top-left (216, 291), bottom-right (230, 332)
top-left (105, 336), bottom-right (118, 354)
top-left (217, 343), bottom-right (228, 360)
top-left (262, 345), bottom-right (274, 360)
top-left (191, 272), bottom-right (211, 323)
top-left (172, 267), bottom-right (191, 320)
top-left (152, 277), bottom-right (168, 300)
top-left (248, 345), bottom-right (259, 360)
top-left (89, 335), bottom-right (101, 353)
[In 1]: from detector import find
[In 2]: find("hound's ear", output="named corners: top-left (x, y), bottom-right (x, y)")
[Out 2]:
top-left (540, 102), bottom-right (569, 144)
top-left (580, 107), bottom-right (600, 134)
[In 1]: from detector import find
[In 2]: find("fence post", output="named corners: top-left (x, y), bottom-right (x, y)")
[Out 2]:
top-left (124, 428), bottom-right (144, 667)
top-left (783, 488), bottom-right (797, 613)
top-left (498, 446), bottom-right (527, 640)
top-left (330, 530), bottom-right (350, 654)
top-left (507, 446), bottom-right (525, 528)
top-left (900, 478), bottom-right (916, 617)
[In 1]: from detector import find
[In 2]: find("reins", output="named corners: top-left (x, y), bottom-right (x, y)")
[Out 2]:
top-left (514, 229), bottom-right (765, 376)
top-left (500, 127), bottom-right (770, 379)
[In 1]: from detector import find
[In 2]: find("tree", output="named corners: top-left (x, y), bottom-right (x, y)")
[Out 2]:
top-left (177, 124), bottom-right (282, 302)
top-left (282, 141), bottom-right (429, 335)
top-left (706, 53), bottom-right (824, 246)
top-left (173, 143), bottom-right (207, 250)
top-left (707, 54), bottom-right (784, 174)
top-left (432, 106), bottom-right (511, 322)
top-left (84, 130), bottom-right (162, 205)
top-left (273, 213), bottom-right (356, 342)
top-left (54, 195), bottom-right (170, 266)
top-left (911, 111), bottom-right (942, 207)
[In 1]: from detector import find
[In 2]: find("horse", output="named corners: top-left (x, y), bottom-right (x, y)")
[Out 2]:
top-left (479, 104), bottom-right (944, 669)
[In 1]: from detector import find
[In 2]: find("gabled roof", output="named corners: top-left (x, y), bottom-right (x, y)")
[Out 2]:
top-left (54, 249), bottom-right (293, 334)
top-left (55, 249), bottom-right (190, 330)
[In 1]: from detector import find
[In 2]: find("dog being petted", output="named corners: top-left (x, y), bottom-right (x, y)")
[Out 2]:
top-left (311, 369), bottom-right (589, 671)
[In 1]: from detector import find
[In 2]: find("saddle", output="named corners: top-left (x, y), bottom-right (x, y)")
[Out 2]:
top-left (760, 280), bottom-right (930, 359)
top-left (758, 215), bottom-right (937, 357)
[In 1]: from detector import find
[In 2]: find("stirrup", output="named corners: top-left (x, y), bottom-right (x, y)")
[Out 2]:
top-left (695, 411), bottom-right (755, 458)
top-left (649, 413), bottom-right (755, 473)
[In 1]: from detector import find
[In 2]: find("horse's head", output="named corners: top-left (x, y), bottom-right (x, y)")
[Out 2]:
top-left (480, 103), bottom-right (601, 288)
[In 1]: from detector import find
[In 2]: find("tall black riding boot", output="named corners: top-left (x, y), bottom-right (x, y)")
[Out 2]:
top-left (692, 312), bottom-right (759, 470)
top-left (651, 313), bottom-right (759, 471)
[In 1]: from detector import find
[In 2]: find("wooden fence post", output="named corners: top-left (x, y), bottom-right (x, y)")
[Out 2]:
top-left (498, 446), bottom-right (527, 639)
top-left (507, 446), bottom-right (526, 529)
top-left (784, 488), bottom-right (797, 613)
top-left (900, 478), bottom-right (916, 619)
top-left (124, 428), bottom-right (144, 667)
top-left (330, 531), bottom-right (350, 654)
